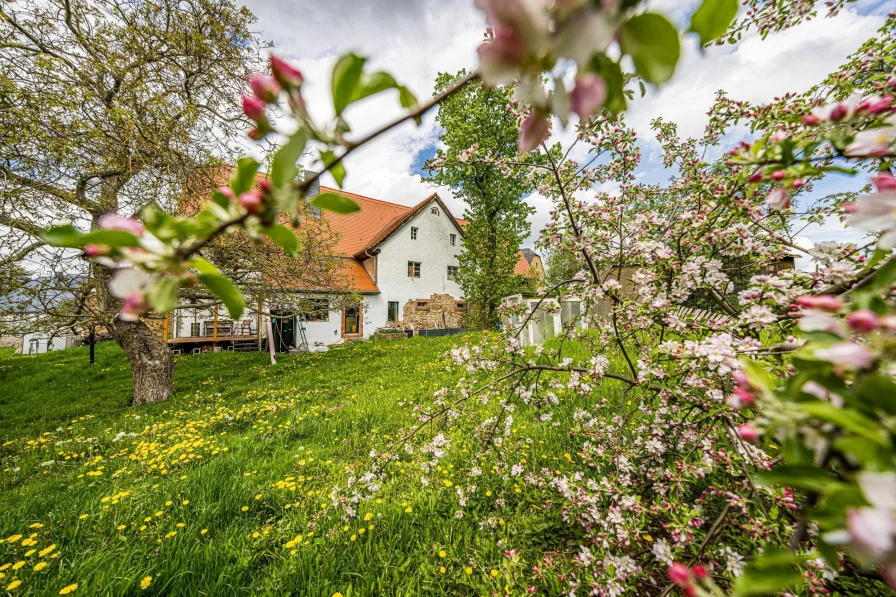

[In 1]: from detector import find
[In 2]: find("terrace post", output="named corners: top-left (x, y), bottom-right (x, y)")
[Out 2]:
top-left (213, 304), bottom-right (219, 346)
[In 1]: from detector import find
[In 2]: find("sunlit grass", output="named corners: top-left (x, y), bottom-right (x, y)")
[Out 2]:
top-left (0, 336), bottom-right (626, 596)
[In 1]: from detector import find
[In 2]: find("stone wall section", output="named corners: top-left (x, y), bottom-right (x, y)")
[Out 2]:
top-left (398, 293), bottom-right (464, 329)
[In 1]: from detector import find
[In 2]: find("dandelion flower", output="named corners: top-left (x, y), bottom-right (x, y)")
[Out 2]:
top-left (363, 513), bottom-right (373, 521)
top-left (439, 550), bottom-right (446, 558)
top-left (59, 584), bottom-right (78, 594)
top-left (333, 593), bottom-right (344, 597)
top-left (491, 569), bottom-right (499, 577)
top-left (350, 535), bottom-right (356, 542)
top-left (404, 507), bottom-right (412, 513)
top-left (439, 566), bottom-right (446, 574)
top-left (241, 506), bottom-right (249, 512)
top-left (7, 579), bottom-right (22, 590)
top-left (465, 567), bottom-right (473, 575)
top-left (34, 562), bottom-right (47, 571)
top-left (140, 576), bottom-right (152, 590)
top-left (78, 514), bottom-right (88, 520)
top-left (12, 562), bottom-right (24, 571)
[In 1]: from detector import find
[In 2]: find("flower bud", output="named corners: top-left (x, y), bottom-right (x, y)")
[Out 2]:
top-left (668, 563), bottom-right (691, 587)
top-left (796, 295), bottom-right (843, 312)
top-left (829, 102), bottom-right (849, 121)
top-left (249, 74), bottom-right (281, 103)
top-left (765, 187), bottom-right (790, 210)
top-left (84, 244), bottom-right (107, 257)
top-left (242, 95), bottom-right (267, 122)
top-left (691, 565), bottom-right (708, 580)
top-left (737, 424), bottom-right (759, 442)
top-left (847, 310), bottom-right (879, 333)
top-left (270, 55), bottom-right (304, 89)
top-left (99, 213), bottom-right (144, 235)
top-left (518, 112), bottom-right (550, 154)
top-left (802, 114), bottom-right (821, 126)
top-left (218, 186), bottom-right (236, 202)
top-left (240, 190), bottom-right (264, 215)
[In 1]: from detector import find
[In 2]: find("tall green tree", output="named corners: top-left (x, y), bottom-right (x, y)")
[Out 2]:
top-left (425, 70), bottom-right (534, 329)
top-left (0, 0), bottom-right (264, 404)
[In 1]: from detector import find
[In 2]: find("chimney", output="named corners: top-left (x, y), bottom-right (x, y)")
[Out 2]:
top-left (303, 171), bottom-right (320, 199)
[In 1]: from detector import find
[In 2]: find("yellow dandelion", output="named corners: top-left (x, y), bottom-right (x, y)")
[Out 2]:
top-left (182, 500), bottom-right (189, 506)
top-left (164, 501), bottom-right (173, 506)
top-left (140, 576), bottom-right (152, 590)
top-left (404, 507), bottom-right (412, 513)
top-left (7, 535), bottom-right (22, 543)
top-left (363, 513), bottom-right (373, 521)
top-left (38, 544), bottom-right (56, 557)
top-left (439, 566), bottom-right (446, 574)
top-left (200, 529), bottom-right (208, 535)
top-left (465, 567), bottom-right (473, 575)
top-left (491, 569), bottom-right (499, 577)
top-left (59, 584), bottom-right (78, 594)
top-left (342, 525), bottom-right (349, 532)
top-left (7, 579), bottom-right (22, 590)
top-left (241, 506), bottom-right (249, 512)
top-left (439, 550), bottom-right (446, 558)
top-left (350, 535), bottom-right (356, 542)
top-left (485, 490), bottom-right (492, 497)
top-left (12, 562), bottom-right (24, 570)
top-left (176, 523), bottom-right (185, 528)
top-left (332, 593), bottom-right (344, 597)
top-left (117, 525), bottom-right (126, 531)
top-left (28, 523), bottom-right (43, 529)
top-left (34, 562), bottom-right (47, 571)
top-left (78, 514), bottom-right (88, 520)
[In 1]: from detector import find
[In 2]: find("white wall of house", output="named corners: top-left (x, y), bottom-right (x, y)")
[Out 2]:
top-left (370, 198), bottom-right (464, 330)
top-left (19, 332), bottom-right (71, 354)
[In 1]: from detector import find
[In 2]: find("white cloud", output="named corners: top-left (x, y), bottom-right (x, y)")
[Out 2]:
top-left (238, 1), bottom-right (883, 249)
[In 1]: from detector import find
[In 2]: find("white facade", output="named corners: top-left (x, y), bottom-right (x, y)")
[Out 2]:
top-left (19, 332), bottom-right (78, 354)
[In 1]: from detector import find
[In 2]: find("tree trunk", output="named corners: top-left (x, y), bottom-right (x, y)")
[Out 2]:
top-left (109, 319), bottom-right (174, 405)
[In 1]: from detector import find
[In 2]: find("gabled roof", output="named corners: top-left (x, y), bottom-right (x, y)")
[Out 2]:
top-left (350, 193), bottom-right (465, 259)
top-left (514, 249), bottom-right (543, 277)
top-left (318, 186), bottom-right (411, 256)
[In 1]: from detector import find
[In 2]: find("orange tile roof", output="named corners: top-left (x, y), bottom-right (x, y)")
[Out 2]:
top-left (342, 259), bottom-right (379, 293)
top-left (318, 186), bottom-right (411, 256)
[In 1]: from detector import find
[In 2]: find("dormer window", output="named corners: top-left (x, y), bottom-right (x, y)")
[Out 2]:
top-left (410, 226), bottom-right (418, 240)
top-left (430, 207), bottom-right (439, 216)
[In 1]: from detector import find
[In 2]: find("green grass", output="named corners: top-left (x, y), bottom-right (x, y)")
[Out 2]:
top-left (0, 336), bottom-right (624, 596)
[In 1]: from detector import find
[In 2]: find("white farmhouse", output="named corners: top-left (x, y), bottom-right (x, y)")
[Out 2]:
top-left (297, 187), bottom-right (467, 347)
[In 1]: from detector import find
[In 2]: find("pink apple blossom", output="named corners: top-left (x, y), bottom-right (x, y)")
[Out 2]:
top-left (815, 342), bottom-right (873, 369)
top-left (848, 190), bottom-right (896, 248)
top-left (239, 190), bottom-right (264, 215)
top-left (119, 292), bottom-right (150, 322)
top-left (84, 244), bottom-right (107, 257)
top-left (569, 74), bottom-right (606, 119)
top-left (796, 295), bottom-right (843, 312)
top-left (518, 113), bottom-right (550, 154)
top-left (872, 171), bottom-right (896, 191)
top-left (765, 187), bottom-right (790, 210)
top-left (477, 27), bottom-right (527, 85)
top-left (99, 213), bottom-right (144, 235)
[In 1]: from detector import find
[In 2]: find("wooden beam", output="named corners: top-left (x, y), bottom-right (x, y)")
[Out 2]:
top-left (163, 313), bottom-right (169, 340)
top-left (213, 304), bottom-right (218, 344)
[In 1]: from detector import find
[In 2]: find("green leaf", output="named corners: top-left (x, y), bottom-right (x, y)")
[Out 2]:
top-left (833, 435), bottom-right (886, 467)
top-left (312, 192), bottom-right (360, 214)
top-left (197, 273), bottom-right (245, 320)
top-left (855, 374), bottom-right (896, 415)
top-left (732, 547), bottom-right (809, 596)
top-left (146, 277), bottom-right (179, 314)
top-left (332, 53), bottom-right (366, 116)
top-left (398, 86), bottom-right (418, 110)
top-left (688, 0), bottom-right (739, 47)
top-left (591, 55), bottom-right (626, 114)
top-left (619, 13), bottom-right (681, 84)
top-left (231, 157), bottom-right (260, 195)
top-left (270, 130), bottom-right (308, 190)
top-left (799, 401), bottom-right (890, 447)
top-left (755, 465), bottom-right (841, 492)
top-left (265, 223), bottom-right (300, 257)
top-left (39, 225), bottom-right (141, 249)
top-left (320, 149), bottom-right (347, 188)
top-left (871, 254), bottom-right (896, 295)
top-left (189, 257), bottom-right (220, 275)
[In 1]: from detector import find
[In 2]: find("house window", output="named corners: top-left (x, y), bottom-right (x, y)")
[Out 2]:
top-left (190, 322), bottom-right (201, 337)
top-left (299, 298), bottom-right (329, 322)
top-left (416, 300), bottom-right (430, 311)
top-left (430, 207), bottom-right (439, 216)
top-left (456, 300), bottom-right (466, 312)
top-left (388, 301), bottom-right (399, 322)
top-left (408, 261), bottom-right (421, 278)
top-left (447, 265), bottom-right (458, 280)
top-left (410, 226), bottom-right (418, 240)
top-left (343, 305), bottom-right (361, 336)
top-left (450, 233), bottom-right (456, 246)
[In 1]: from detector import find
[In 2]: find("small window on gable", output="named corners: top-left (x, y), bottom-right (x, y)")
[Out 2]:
top-left (416, 300), bottom-right (430, 311)
top-left (430, 207), bottom-right (439, 216)
top-left (410, 226), bottom-right (418, 240)
top-left (408, 261), bottom-right (421, 278)
top-left (450, 233), bottom-right (456, 246)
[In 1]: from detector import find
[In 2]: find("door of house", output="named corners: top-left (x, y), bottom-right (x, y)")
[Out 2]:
top-left (342, 305), bottom-right (361, 337)
top-left (271, 312), bottom-right (295, 352)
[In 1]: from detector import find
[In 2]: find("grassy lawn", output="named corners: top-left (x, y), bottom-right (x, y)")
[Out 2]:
top-left (0, 336), bottom-right (623, 596)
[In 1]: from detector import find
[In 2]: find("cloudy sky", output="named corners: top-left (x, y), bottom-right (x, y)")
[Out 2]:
top-left (240, 0), bottom-right (891, 257)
